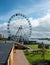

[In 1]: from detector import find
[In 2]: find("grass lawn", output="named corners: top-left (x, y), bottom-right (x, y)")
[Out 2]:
top-left (24, 51), bottom-right (43, 62)
top-left (24, 44), bottom-right (50, 63)
top-left (26, 45), bottom-right (39, 49)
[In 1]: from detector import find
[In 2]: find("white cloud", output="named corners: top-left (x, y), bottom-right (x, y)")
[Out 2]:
top-left (29, 17), bottom-right (39, 27)
top-left (0, 13), bottom-right (50, 38)
top-left (28, 13), bottom-right (50, 38)
top-left (29, 13), bottom-right (50, 28)
top-left (38, 13), bottom-right (50, 28)
top-left (0, 0), bottom-right (50, 22)
top-left (0, 18), bottom-right (31, 37)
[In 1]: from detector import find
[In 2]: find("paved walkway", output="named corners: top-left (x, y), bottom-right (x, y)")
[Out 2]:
top-left (13, 50), bottom-right (30, 65)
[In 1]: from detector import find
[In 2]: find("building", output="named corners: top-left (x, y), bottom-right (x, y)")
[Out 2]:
top-left (0, 34), bottom-right (2, 38)
top-left (0, 41), bottom-right (14, 65)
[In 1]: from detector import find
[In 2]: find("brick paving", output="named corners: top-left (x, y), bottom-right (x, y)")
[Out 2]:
top-left (13, 50), bottom-right (30, 65)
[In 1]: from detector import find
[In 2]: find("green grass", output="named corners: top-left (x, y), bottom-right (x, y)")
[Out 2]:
top-left (45, 54), bottom-right (50, 60)
top-left (26, 45), bottom-right (41, 50)
top-left (24, 51), bottom-right (43, 62)
top-left (24, 45), bottom-right (50, 63)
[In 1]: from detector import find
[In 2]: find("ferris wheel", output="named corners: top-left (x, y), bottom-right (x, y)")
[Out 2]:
top-left (7, 13), bottom-right (32, 42)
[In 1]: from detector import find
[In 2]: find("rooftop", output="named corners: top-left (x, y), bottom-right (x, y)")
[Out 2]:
top-left (0, 41), bottom-right (13, 65)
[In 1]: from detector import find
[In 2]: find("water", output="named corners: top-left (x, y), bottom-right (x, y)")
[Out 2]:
top-left (36, 39), bottom-right (50, 44)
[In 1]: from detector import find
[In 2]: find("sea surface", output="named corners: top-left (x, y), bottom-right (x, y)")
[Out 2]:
top-left (35, 39), bottom-right (50, 44)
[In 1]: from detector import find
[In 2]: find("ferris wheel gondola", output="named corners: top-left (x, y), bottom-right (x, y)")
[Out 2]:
top-left (7, 13), bottom-right (32, 42)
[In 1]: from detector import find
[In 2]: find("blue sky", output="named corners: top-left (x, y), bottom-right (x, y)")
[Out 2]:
top-left (0, 0), bottom-right (50, 38)
top-left (0, 0), bottom-right (50, 22)
top-left (0, 0), bottom-right (44, 15)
